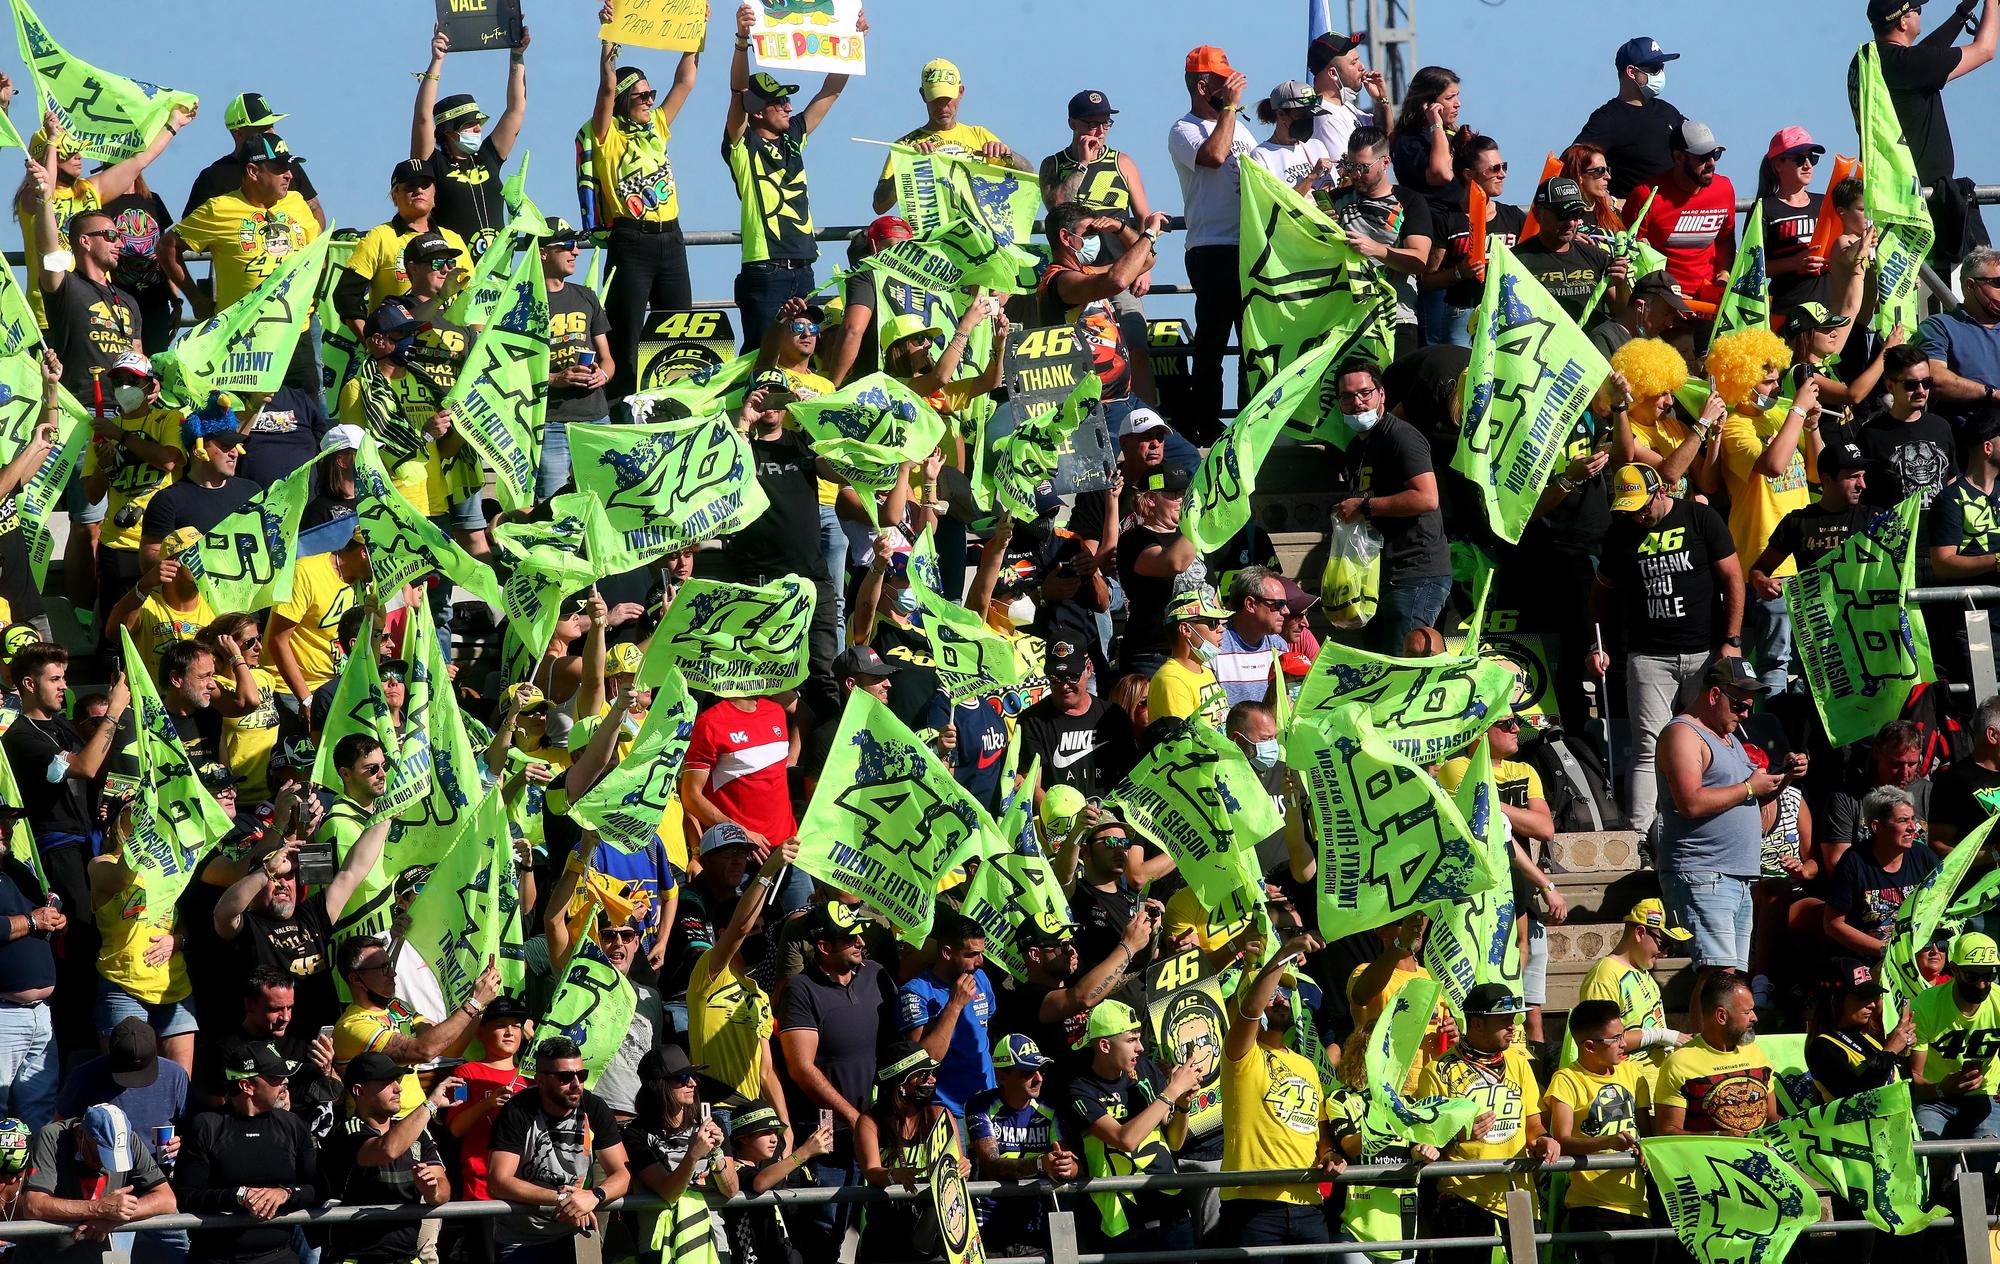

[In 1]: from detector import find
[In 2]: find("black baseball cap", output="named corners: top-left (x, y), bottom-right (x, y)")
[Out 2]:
top-left (433, 93), bottom-right (489, 128)
top-left (745, 72), bottom-right (800, 108)
top-left (1016, 911), bottom-right (1077, 949)
top-left (226, 1042), bottom-right (302, 1082)
top-left (1046, 639), bottom-right (1088, 679)
top-left (1868, 0), bottom-right (1925, 23)
top-left (1704, 656), bottom-right (1772, 695)
top-left (1782, 302), bottom-right (1851, 334)
top-left (480, 994), bottom-right (533, 1024)
top-left (804, 900), bottom-right (865, 942)
top-left (342, 1050), bottom-right (405, 1086)
top-left (108, 1017), bottom-right (160, 1089)
top-left (1463, 983), bottom-right (1526, 1016)
top-left (1067, 89), bottom-right (1118, 119)
top-left (240, 134), bottom-right (303, 168)
top-left (197, 762), bottom-right (245, 791)
top-left (1535, 176), bottom-right (1589, 216)
top-left (1633, 271), bottom-right (1694, 315)
top-left (832, 644), bottom-right (901, 680)
top-left (1818, 442), bottom-right (1872, 476)
top-left (1824, 956), bottom-right (1885, 996)
top-left (1307, 32), bottom-right (1365, 74)
top-left (390, 159), bottom-right (434, 188)
top-left (406, 230), bottom-right (457, 262)
top-left (1140, 465), bottom-right (1192, 495)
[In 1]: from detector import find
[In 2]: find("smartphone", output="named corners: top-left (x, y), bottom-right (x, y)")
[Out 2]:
top-left (451, 1083), bottom-right (469, 1104)
top-left (699, 1102), bottom-right (712, 1124)
top-left (819, 1108), bottom-right (833, 1133)
top-left (317, 1024), bottom-right (336, 1043)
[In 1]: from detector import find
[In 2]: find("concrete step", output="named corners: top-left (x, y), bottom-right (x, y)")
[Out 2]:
top-left (1549, 831), bottom-right (1645, 875)
top-left (1544, 955), bottom-right (1696, 1013)
top-left (1546, 869), bottom-right (1662, 924)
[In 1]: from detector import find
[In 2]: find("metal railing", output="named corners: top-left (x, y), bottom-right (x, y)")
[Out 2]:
top-left (8, 1138), bottom-right (2000, 1264)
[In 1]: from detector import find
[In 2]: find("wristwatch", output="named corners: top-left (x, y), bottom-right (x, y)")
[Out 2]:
top-left (1723, 635), bottom-right (1743, 649)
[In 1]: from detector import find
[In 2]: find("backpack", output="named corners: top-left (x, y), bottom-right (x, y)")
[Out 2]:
top-left (1523, 729), bottom-right (1630, 834)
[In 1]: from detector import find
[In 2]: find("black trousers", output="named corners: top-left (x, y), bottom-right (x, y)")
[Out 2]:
top-left (1182, 244), bottom-right (1242, 446)
top-left (604, 219), bottom-right (693, 403)
top-left (1563, 1205), bottom-right (1653, 1264)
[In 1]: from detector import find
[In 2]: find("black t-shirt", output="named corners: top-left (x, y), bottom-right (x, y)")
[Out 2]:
top-left (238, 387), bottom-right (329, 488)
top-left (1761, 192), bottom-right (1826, 313)
top-left (1114, 523), bottom-right (1182, 667)
top-left (992, 975), bottom-right (1092, 1092)
top-left (1598, 499), bottom-right (1737, 654)
top-left (177, 1107), bottom-right (317, 1264)
top-left (317, 1115), bottom-right (443, 1264)
top-left (1333, 414), bottom-right (1450, 582)
top-left (487, 1092), bottom-right (625, 1243)
top-left (1849, 39), bottom-right (1962, 187)
top-left (774, 960), bottom-right (896, 1131)
top-left (547, 283), bottom-right (612, 425)
top-left (1062, 1063), bottom-right (1181, 1231)
top-left (1932, 758), bottom-right (2000, 843)
top-left (1001, 526), bottom-right (1104, 674)
top-left (1513, 412), bottom-right (1612, 561)
top-left (1068, 880), bottom-right (1141, 977)
top-left (141, 476), bottom-right (261, 544)
top-left (43, 271), bottom-right (140, 402)
top-left (1510, 236), bottom-right (1616, 322)
top-left (1574, 96), bottom-right (1690, 198)
top-left (1387, 136), bottom-right (1461, 219)
top-left (425, 138), bottom-right (510, 258)
top-left (1857, 411), bottom-right (1958, 508)
top-left (1826, 842), bottom-right (1940, 946)
top-left (1435, 202), bottom-right (1527, 308)
top-left (1765, 503), bottom-right (1874, 573)
top-left (185, 156), bottom-right (321, 217)
top-left (242, 890), bottom-right (338, 1030)
top-left (3, 716), bottom-right (90, 836)
top-left (1015, 696), bottom-right (1137, 801)
top-left (714, 430), bottom-right (825, 582)
top-left (872, 617), bottom-right (946, 732)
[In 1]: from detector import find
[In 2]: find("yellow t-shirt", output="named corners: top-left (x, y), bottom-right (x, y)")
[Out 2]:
top-left (1720, 405), bottom-right (1815, 576)
top-left (1435, 755), bottom-right (1543, 807)
top-left (132, 590), bottom-right (216, 683)
top-left (333, 998), bottom-right (432, 1116)
top-left (878, 123), bottom-right (1009, 180)
top-left (175, 190), bottom-right (322, 310)
top-left (267, 553), bottom-right (358, 692)
top-left (1630, 414), bottom-right (1694, 498)
top-left (1415, 1046), bottom-right (1542, 1214)
top-left (219, 665), bottom-right (283, 803)
top-left (345, 220), bottom-right (473, 312)
top-left (338, 367), bottom-right (448, 517)
top-left (1147, 658), bottom-right (1225, 728)
top-left (1912, 979), bottom-right (2000, 1094)
top-left (686, 948), bottom-right (773, 1101)
top-left (83, 407), bottom-right (184, 552)
top-left (593, 114), bottom-right (680, 225)
top-left (1652, 1037), bottom-right (1774, 1134)
top-left (93, 880), bottom-right (190, 1006)
top-left (1576, 957), bottom-right (1671, 1069)
top-left (1543, 1061), bottom-right (1647, 1216)
top-left (19, 178), bottom-right (101, 327)
top-left (779, 366), bottom-right (841, 507)
top-left (1220, 1042), bottom-right (1330, 1205)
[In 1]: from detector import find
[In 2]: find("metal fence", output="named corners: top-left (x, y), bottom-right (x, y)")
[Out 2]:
top-left (8, 1138), bottom-right (2000, 1264)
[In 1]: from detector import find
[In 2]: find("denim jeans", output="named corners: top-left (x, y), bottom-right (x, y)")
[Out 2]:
top-left (536, 420), bottom-right (575, 500)
top-left (1366, 574), bottom-right (1453, 656)
top-left (1659, 870), bottom-right (1755, 970)
top-left (1421, 293), bottom-right (1474, 348)
top-left (0, 1002), bottom-right (57, 1130)
top-left (1748, 591), bottom-right (1794, 692)
top-left (1916, 1093), bottom-right (2000, 1175)
top-left (1625, 650), bottom-right (1713, 841)
top-left (818, 503), bottom-right (847, 643)
top-left (733, 261), bottom-right (817, 351)
top-left (1224, 1199), bottom-right (1329, 1264)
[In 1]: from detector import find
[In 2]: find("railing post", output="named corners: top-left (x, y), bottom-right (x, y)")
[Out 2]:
top-left (1047, 1208), bottom-right (1082, 1264)
top-left (1503, 1188), bottom-right (1538, 1264)
top-left (1958, 1169), bottom-right (1990, 1264)
top-left (1968, 609), bottom-right (1998, 703)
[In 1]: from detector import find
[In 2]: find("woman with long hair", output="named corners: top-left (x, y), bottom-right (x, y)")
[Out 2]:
top-left (1419, 133), bottom-right (1524, 347)
top-left (1559, 143), bottom-right (1625, 242)
top-left (1756, 128), bottom-right (1831, 314)
top-left (1389, 67), bottom-right (1466, 346)
top-left (855, 1043), bottom-right (965, 1262)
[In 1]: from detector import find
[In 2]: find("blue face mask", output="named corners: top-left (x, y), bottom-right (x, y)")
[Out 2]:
top-left (1248, 738), bottom-right (1281, 772)
top-left (1075, 233), bottom-right (1103, 266)
top-left (889, 584), bottom-right (919, 616)
top-left (1639, 66), bottom-right (1666, 99)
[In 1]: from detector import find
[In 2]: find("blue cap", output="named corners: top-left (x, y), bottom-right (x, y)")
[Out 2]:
top-left (83, 1104), bottom-right (136, 1173)
top-left (1066, 90), bottom-right (1117, 119)
top-left (992, 1033), bottom-right (1052, 1071)
top-left (1613, 36), bottom-right (1680, 69)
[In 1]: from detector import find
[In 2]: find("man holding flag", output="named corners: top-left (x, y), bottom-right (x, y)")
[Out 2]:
top-left (871, 58), bottom-right (1028, 214)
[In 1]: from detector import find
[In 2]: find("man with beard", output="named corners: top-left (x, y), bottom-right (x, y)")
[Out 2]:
top-left (1911, 932), bottom-right (2000, 1151)
top-left (1856, 344), bottom-right (1959, 507)
top-left (1511, 177), bottom-right (1630, 323)
top-left (487, 1036), bottom-right (634, 1260)
top-left (331, 936), bottom-right (502, 1119)
top-left (197, 968), bottom-right (342, 1126)
top-left (1653, 972), bottom-right (1776, 1135)
top-left (1623, 120), bottom-right (1737, 313)
top-left (993, 913), bottom-right (1154, 1096)
top-left (897, 913), bottom-right (999, 1115)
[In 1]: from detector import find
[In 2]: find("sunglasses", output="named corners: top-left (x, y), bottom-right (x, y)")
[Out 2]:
top-left (1723, 692), bottom-right (1756, 715)
top-left (208, 437), bottom-right (245, 452)
top-left (357, 760), bottom-right (389, 776)
top-left (1580, 165), bottom-right (1610, 178)
top-left (627, 90), bottom-right (658, 103)
top-left (1899, 377), bottom-right (1933, 390)
top-left (1493, 718), bottom-right (1521, 732)
top-left (788, 321), bottom-right (821, 338)
top-left (77, 228), bottom-right (120, 243)
top-left (381, 670), bottom-right (406, 684)
top-left (1778, 152), bottom-right (1817, 166)
top-left (544, 1070), bottom-right (587, 1084)
top-left (1251, 594), bottom-right (1292, 612)
top-left (1969, 275), bottom-right (2000, 289)
top-left (424, 258), bottom-right (454, 272)
top-left (604, 927), bottom-right (642, 941)
top-left (1482, 162), bottom-right (1509, 176)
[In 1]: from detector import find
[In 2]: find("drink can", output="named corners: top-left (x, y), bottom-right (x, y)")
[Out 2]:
top-left (153, 1124), bottom-right (174, 1163)
top-left (577, 350), bottom-right (596, 369)
top-left (451, 1083), bottom-right (469, 1104)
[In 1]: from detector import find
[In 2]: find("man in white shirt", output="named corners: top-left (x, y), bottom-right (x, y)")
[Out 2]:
top-left (1307, 32), bottom-right (1388, 158)
top-left (1216, 565), bottom-right (1288, 707)
top-left (1167, 45), bottom-right (1253, 446)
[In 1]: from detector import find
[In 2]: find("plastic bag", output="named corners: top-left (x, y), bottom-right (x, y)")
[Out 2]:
top-left (1320, 514), bottom-right (1384, 628)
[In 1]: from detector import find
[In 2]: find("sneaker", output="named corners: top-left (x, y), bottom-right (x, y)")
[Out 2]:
top-left (1751, 974), bottom-right (1773, 1008)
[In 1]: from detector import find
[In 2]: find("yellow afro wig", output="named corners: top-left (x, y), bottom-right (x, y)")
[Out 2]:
top-left (1609, 338), bottom-right (1689, 405)
top-left (1706, 328), bottom-right (1793, 410)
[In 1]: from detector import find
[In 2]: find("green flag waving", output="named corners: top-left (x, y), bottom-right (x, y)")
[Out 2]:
top-left (1237, 158), bottom-right (1396, 396)
top-left (870, 217), bottom-right (1040, 297)
top-left (0, 353), bottom-right (91, 584)
top-left (1755, 1081), bottom-right (1945, 1234)
top-left (1287, 705), bottom-right (1503, 939)
top-left (1290, 638), bottom-right (1516, 765)
top-left (154, 230), bottom-right (333, 409)
top-left (1752, 1033), bottom-right (1819, 1118)
top-left (569, 667), bottom-right (698, 855)
top-left (9, 0), bottom-right (197, 162)
top-left (960, 764), bottom-right (1068, 980)
top-left (1786, 495), bottom-right (1933, 747)
top-left (788, 373), bottom-right (948, 514)
top-left (794, 689), bottom-right (994, 945)
top-left (403, 785), bottom-right (517, 1012)
top-left (887, 144), bottom-right (1040, 250)
top-left (1362, 975), bottom-right (1480, 1153)
top-left (175, 451), bottom-right (326, 613)
top-left (1883, 814), bottom-right (1992, 1016)
top-left (984, 373), bottom-right (1100, 521)
top-left (492, 491), bottom-right (623, 678)
top-left (569, 414), bottom-right (770, 568)
top-left (1639, 1135), bottom-right (1822, 1264)
top-left (1713, 202), bottom-right (1771, 339)
top-left (0, 244), bottom-right (40, 355)
top-left (530, 941), bottom-right (638, 1087)
top-left (440, 231), bottom-right (549, 512)
top-left (311, 609), bottom-right (391, 794)
top-left (1451, 239), bottom-right (1612, 544)
top-left (907, 526), bottom-right (1026, 705)
top-left (117, 628), bottom-right (231, 910)
top-left (352, 439), bottom-right (504, 607)
top-left (1106, 718), bottom-right (1277, 928)
top-left (447, 205), bottom-right (549, 327)
top-left (630, 353), bottom-right (758, 422)
top-left (1184, 336), bottom-right (1348, 554)
top-left (1854, 41), bottom-right (1936, 335)
top-left (638, 576), bottom-right (816, 697)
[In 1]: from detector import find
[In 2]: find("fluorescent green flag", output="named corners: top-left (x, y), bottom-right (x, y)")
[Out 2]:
top-left (9, 0), bottom-right (196, 162)
top-left (887, 144), bottom-right (1039, 250)
top-left (637, 576), bottom-right (816, 697)
top-left (1237, 158), bottom-right (1396, 397)
top-left (154, 230), bottom-right (333, 409)
top-left (1106, 719), bottom-right (1277, 925)
top-left (1854, 41), bottom-right (1935, 335)
top-left (1755, 1081), bottom-right (1945, 1234)
top-left (311, 609), bottom-right (391, 794)
top-left (905, 524), bottom-right (1029, 706)
top-left (788, 373), bottom-right (948, 515)
top-left (492, 491), bottom-right (623, 679)
top-left (316, 235), bottom-right (363, 411)
top-left (0, 250), bottom-right (38, 356)
top-left (1712, 203), bottom-right (1771, 339)
top-left (527, 941), bottom-right (638, 1086)
top-left (446, 204), bottom-right (549, 327)
top-left (984, 373), bottom-right (1100, 520)
top-left (569, 414), bottom-right (770, 568)
top-left (1183, 336), bottom-right (1346, 553)
top-left (870, 219), bottom-right (1040, 297)
top-left (1451, 239), bottom-right (1612, 545)
top-left (440, 230), bottom-right (548, 511)
top-left (794, 689), bottom-right (995, 945)
top-left (1640, 1135), bottom-right (1822, 1264)
top-left (1287, 705), bottom-right (1502, 939)
top-left (1361, 975), bottom-right (1480, 1153)
top-left (403, 785), bottom-right (516, 1012)
top-left (1786, 495), bottom-right (1933, 747)
top-left (568, 667), bottom-right (698, 855)
top-left (1749, 1033), bottom-right (1817, 1117)
top-left (630, 353), bottom-right (758, 422)
top-left (117, 629), bottom-right (230, 909)
top-left (1883, 814), bottom-right (1992, 1016)
top-left (1290, 638), bottom-right (1516, 765)
top-left (381, 593), bottom-right (481, 846)
top-left (960, 764), bottom-right (1068, 980)
top-left (0, 100), bottom-right (22, 153)
top-left (174, 451), bottom-right (326, 613)
top-left (351, 439), bottom-right (504, 606)
top-left (0, 353), bottom-right (90, 584)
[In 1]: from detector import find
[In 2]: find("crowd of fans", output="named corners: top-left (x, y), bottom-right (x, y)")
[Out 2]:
top-left (0, 1), bottom-right (1999, 1264)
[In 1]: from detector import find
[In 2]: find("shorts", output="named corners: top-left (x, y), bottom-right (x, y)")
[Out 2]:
top-left (1658, 870), bottom-right (1754, 970)
top-left (448, 494), bottom-right (488, 532)
top-left (65, 476), bottom-right (107, 526)
top-left (95, 979), bottom-right (198, 1039)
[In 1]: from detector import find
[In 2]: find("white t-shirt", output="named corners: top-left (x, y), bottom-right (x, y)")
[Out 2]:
top-left (1168, 112), bottom-right (1257, 249)
top-left (1249, 138), bottom-right (1337, 193)
top-left (1312, 85), bottom-right (1376, 159)
top-left (1216, 624), bottom-right (1285, 708)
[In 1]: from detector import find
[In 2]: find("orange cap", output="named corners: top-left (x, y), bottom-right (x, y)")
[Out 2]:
top-left (1185, 45), bottom-right (1232, 76)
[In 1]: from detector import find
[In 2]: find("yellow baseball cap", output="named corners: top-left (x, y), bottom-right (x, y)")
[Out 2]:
top-left (1624, 897), bottom-right (1692, 941)
top-left (1608, 463), bottom-right (1664, 514)
top-left (606, 642), bottom-right (645, 677)
top-left (920, 58), bottom-right (964, 101)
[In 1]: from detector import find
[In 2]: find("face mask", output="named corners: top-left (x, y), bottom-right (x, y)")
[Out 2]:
top-left (1074, 233), bottom-right (1103, 266)
top-left (1005, 595), bottom-right (1036, 625)
top-left (889, 585), bottom-right (919, 616)
top-left (1248, 738), bottom-right (1281, 772)
top-left (44, 752), bottom-right (68, 784)
top-left (1287, 117), bottom-right (1315, 144)
top-left (1639, 67), bottom-right (1666, 99)
top-left (1342, 408), bottom-right (1381, 432)
top-left (1261, 1003), bottom-right (1295, 1033)
top-left (452, 129), bottom-right (482, 156)
top-left (1750, 391), bottom-right (1777, 412)
top-left (1194, 636), bottom-right (1220, 664)
top-left (114, 384), bottom-right (148, 413)
top-left (902, 1080), bottom-right (936, 1104)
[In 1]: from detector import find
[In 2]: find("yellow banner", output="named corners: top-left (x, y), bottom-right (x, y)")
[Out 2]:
top-left (600, 0), bottom-right (708, 51)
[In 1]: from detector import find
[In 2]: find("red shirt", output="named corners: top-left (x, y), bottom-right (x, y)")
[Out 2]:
top-left (446, 1060), bottom-right (527, 1199)
top-left (1623, 172), bottom-right (1739, 306)
top-left (685, 698), bottom-right (796, 843)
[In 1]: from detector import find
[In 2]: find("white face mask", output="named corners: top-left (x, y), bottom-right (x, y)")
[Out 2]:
top-left (1074, 233), bottom-right (1103, 266)
top-left (1342, 408), bottom-right (1381, 432)
top-left (1751, 391), bottom-right (1777, 412)
top-left (1639, 67), bottom-right (1666, 99)
top-left (114, 384), bottom-right (148, 414)
top-left (1005, 595), bottom-right (1036, 625)
top-left (1247, 738), bottom-right (1281, 771)
top-left (889, 584), bottom-right (919, 616)
top-left (452, 129), bottom-right (483, 156)
top-left (1194, 635), bottom-right (1220, 663)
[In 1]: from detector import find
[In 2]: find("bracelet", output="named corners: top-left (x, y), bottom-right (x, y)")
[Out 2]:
top-left (1610, 401), bottom-right (1629, 412)
top-left (735, 39), bottom-right (750, 49)
top-left (414, 72), bottom-right (440, 82)
top-left (1556, 476), bottom-right (1578, 493)
top-left (462, 997), bottom-right (487, 1016)
top-left (164, 123), bottom-right (178, 136)
top-left (1743, 780), bottom-right (1756, 803)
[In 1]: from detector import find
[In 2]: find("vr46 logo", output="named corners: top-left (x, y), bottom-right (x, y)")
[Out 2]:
top-left (1636, 527), bottom-right (1686, 556)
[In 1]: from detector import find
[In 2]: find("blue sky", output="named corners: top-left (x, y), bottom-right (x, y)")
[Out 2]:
top-left (16, 0), bottom-right (2000, 314)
